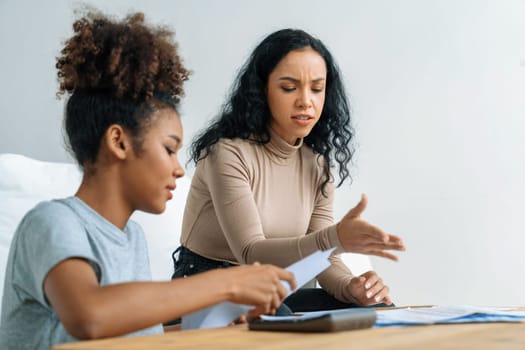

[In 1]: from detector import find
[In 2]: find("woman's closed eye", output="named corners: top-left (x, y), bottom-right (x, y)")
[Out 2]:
top-left (311, 84), bottom-right (325, 93)
top-left (165, 146), bottom-right (175, 156)
top-left (280, 86), bottom-right (296, 92)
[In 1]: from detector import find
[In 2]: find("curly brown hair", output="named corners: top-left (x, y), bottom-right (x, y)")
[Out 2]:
top-left (56, 10), bottom-right (189, 167)
top-left (57, 11), bottom-right (188, 102)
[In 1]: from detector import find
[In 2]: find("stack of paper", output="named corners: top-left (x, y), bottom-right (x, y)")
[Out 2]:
top-left (375, 305), bottom-right (525, 327)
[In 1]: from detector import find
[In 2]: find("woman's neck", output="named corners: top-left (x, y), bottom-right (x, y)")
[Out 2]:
top-left (75, 167), bottom-right (132, 231)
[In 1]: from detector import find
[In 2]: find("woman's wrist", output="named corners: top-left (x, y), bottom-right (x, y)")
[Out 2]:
top-left (328, 224), bottom-right (345, 252)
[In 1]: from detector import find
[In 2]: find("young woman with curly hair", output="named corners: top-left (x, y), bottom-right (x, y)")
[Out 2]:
top-left (172, 29), bottom-right (405, 312)
top-left (0, 11), bottom-right (295, 349)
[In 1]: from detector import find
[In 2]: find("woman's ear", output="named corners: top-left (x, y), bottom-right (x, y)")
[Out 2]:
top-left (103, 124), bottom-right (131, 160)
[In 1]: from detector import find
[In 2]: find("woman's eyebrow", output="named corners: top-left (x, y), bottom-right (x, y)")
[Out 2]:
top-left (278, 76), bottom-right (326, 83)
top-left (167, 134), bottom-right (182, 145)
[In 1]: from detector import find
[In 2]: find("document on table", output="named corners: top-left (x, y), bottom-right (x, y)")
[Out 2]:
top-left (375, 305), bottom-right (525, 327)
top-left (181, 248), bottom-right (336, 330)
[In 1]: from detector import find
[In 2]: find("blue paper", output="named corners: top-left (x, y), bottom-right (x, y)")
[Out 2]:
top-left (375, 305), bottom-right (525, 327)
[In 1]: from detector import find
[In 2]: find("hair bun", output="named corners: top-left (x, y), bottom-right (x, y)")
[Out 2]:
top-left (56, 10), bottom-right (189, 102)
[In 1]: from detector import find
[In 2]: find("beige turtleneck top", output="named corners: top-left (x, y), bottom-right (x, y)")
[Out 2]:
top-left (180, 132), bottom-right (357, 303)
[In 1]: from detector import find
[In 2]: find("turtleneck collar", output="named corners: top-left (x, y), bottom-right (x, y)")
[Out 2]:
top-left (263, 128), bottom-right (303, 164)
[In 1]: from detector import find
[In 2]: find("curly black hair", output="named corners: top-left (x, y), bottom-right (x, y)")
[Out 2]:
top-left (56, 10), bottom-right (189, 167)
top-left (190, 29), bottom-right (353, 194)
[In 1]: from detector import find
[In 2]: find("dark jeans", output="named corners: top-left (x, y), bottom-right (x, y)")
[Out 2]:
top-left (171, 246), bottom-right (393, 314)
top-left (171, 246), bottom-right (238, 278)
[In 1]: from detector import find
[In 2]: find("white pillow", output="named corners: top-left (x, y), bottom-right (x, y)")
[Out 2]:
top-left (0, 153), bottom-right (188, 318)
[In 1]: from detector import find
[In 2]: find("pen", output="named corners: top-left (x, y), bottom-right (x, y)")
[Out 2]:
top-left (374, 305), bottom-right (435, 311)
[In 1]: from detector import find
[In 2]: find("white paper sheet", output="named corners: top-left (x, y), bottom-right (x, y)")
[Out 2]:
top-left (281, 247), bottom-right (336, 296)
top-left (181, 248), bottom-right (336, 330)
top-left (181, 302), bottom-right (251, 330)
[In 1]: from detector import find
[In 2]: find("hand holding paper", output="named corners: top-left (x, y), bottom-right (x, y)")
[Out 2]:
top-left (182, 248), bottom-right (336, 330)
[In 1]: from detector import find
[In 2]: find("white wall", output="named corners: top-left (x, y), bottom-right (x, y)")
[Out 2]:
top-left (1, 0), bottom-right (524, 306)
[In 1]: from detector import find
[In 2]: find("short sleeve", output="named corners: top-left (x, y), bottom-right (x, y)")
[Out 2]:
top-left (10, 201), bottom-right (100, 306)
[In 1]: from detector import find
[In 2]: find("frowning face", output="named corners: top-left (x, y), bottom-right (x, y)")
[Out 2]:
top-left (267, 47), bottom-right (327, 145)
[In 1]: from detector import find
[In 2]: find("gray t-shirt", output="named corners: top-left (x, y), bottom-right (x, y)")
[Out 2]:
top-left (0, 197), bottom-right (163, 350)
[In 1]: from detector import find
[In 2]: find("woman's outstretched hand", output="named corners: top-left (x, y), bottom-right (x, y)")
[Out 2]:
top-left (336, 194), bottom-right (405, 261)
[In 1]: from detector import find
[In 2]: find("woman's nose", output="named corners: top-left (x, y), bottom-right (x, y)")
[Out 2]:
top-left (296, 90), bottom-right (312, 108)
top-left (173, 158), bottom-right (185, 179)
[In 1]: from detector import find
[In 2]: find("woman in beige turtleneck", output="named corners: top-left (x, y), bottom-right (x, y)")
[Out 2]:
top-left (172, 29), bottom-right (405, 312)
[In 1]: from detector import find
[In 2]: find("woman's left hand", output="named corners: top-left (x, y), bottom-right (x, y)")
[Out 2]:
top-left (347, 271), bottom-right (392, 306)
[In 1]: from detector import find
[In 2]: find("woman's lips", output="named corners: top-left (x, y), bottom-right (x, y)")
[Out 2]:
top-left (291, 115), bottom-right (314, 126)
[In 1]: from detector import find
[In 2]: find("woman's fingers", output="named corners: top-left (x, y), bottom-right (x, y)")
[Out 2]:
top-left (354, 225), bottom-right (405, 254)
top-left (363, 223), bottom-right (389, 242)
top-left (271, 291), bottom-right (281, 310)
top-left (362, 238), bottom-right (405, 250)
top-left (337, 195), bottom-right (406, 260)
top-left (368, 249), bottom-right (399, 261)
top-left (349, 237), bottom-right (404, 260)
top-left (275, 268), bottom-right (297, 293)
top-left (361, 224), bottom-right (404, 247)
top-left (386, 234), bottom-right (404, 244)
top-left (345, 193), bottom-right (368, 219)
top-left (364, 276), bottom-right (383, 299)
top-left (369, 285), bottom-right (390, 304)
top-left (339, 221), bottom-right (404, 252)
top-left (361, 272), bottom-right (390, 304)
top-left (276, 280), bottom-right (289, 300)
top-left (349, 272), bottom-right (392, 305)
top-left (238, 264), bottom-right (295, 314)
top-left (362, 272), bottom-right (379, 291)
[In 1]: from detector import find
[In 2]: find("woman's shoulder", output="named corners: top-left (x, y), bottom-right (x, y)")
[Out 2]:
top-left (23, 198), bottom-right (77, 222)
top-left (195, 137), bottom-right (262, 177)
top-left (18, 198), bottom-right (84, 233)
top-left (14, 198), bottom-right (83, 243)
top-left (216, 137), bottom-right (259, 149)
top-left (210, 137), bottom-right (261, 159)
